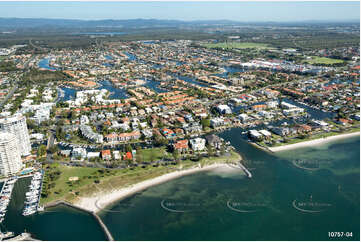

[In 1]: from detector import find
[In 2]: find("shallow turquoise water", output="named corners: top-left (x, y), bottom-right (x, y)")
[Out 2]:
top-left (2, 129), bottom-right (360, 240)
top-left (99, 130), bottom-right (359, 240)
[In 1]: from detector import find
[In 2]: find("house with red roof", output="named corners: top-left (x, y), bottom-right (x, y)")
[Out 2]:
top-left (123, 152), bottom-right (133, 160)
top-left (101, 150), bottom-right (111, 160)
top-left (173, 139), bottom-right (189, 153)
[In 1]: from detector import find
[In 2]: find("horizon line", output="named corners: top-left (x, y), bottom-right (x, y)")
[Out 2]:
top-left (0, 17), bottom-right (359, 23)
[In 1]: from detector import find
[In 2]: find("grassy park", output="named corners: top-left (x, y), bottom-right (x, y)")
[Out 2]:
top-left (203, 42), bottom-right (270, 50)
top-left (304, 56), bottom-right (344, 65)
top-left (40, 151), bottom-right (242, 205)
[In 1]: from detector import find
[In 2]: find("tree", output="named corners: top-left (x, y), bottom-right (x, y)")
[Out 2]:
top-left (206, 144), bottom-right (215, 157)
top-left (37, 145), bottom-right (47, 157)
top-left (56, 126), bottom-right (64, 140)
top-left (136, 147), bottom-right (143, 164)
top-left (201, 118), bottom-right (211, 130)
top-left (172, 149), bottom-right (180, 161)
top-left (26, 119), bottom-right (37, 130)
top-left (69, 111), bottom-right (77, 120)
top-left (149, 150), bottom-right (157, 163)
top-left (48, 145), bottom-right (58, 154)
top-left (125, 144), bottom-right (132, 153)
top-left (154, 134), bottom-right (168, 146)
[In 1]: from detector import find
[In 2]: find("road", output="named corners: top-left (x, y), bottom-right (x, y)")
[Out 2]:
top-left (0, 84), bottom-right (18, 109)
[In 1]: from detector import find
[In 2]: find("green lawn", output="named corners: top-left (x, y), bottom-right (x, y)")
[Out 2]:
top-left (203, 42), bottom-right (270, 50)
top-left (40, 151), bottom-right (242, 205)
top-left (40, 164), bottom-right (117, 204)
top-left (139, 147), bottom-right (171, 162)
top-left (304, 56), bottom-right (344, 65)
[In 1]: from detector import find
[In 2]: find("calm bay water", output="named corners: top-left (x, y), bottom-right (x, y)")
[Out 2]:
top-left (2, 178), bottom-right (106, 240)
top-left (2, 129), bottom-right (360, 240)
top-left (99, 130), bottom-right (360, 241)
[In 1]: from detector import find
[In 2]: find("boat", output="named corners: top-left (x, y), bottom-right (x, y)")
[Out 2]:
top-left (25, 191), bottom-right (39, 197)
top-left (6, 179), bottom-right (17, 185)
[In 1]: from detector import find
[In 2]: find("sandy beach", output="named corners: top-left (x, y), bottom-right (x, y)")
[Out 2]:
top-left (74, 163), bottom-right (231, 213)
top-left (269, 131), bottom-right (360, 152)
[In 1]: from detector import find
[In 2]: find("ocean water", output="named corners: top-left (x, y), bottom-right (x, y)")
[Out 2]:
top-left (2, 129), bottom-right (360, 240)
top-left (98, 130), bottom-right (359, 240)
top-left (2, 178), bottom-right (106, 241)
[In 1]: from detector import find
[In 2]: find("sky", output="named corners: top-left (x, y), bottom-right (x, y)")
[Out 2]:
top-left (0, 1), bottom-right (359, 22)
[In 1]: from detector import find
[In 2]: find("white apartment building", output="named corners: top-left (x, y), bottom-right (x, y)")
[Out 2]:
top-left (0, 114), bottom-right (31, 156)
top-left (0, 132), bottom-right (23, 176)
top-left (189, 138), bottom-right (206, 151)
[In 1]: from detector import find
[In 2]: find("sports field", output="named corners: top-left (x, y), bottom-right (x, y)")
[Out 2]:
top-left (305, 56), bottom-right (344, 65)
top-left (203, 42), bottom-right (270, 49)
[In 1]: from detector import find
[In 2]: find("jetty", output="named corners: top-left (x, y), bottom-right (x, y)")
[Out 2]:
top-left (227, 161), bottom-right (252, 178)
top-left (3, 232), bottom-right (39, 241)
top-left (0, 177), bottom-right (17, 223)
top-left (23, 170), bottom-right (44, 216)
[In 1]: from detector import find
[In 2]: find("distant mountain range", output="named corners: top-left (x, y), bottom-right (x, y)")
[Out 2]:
top-left (0, 18), bottom-right (239, 29)
top-left (0, 17), bottom-right (358, 29)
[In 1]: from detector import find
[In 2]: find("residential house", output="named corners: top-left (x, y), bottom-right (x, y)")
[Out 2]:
top-left (173, 139), bottom-right (189, 153)
top-left (189, 138), bottom-right (206, 151)
top-left (216, 104), bottom-right (232, 115)
top-left (205, 134), bottom-right (222, 149)
top-left (101, 150), bottom-right (112, 160)
top-left (79, 125), bottom-right (104, 143)
top-left (248, 130), bottom-right (263, 141)
top-left (162, 128), bottom-right (175, 139)
top-left (72, 147), bottom-right (87, 160)
top-left (87, 152), bottom-right (100, 159)
top-left (210, 117), bottom-right (225, 128)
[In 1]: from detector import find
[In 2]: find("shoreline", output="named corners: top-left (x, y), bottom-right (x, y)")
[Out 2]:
top-left (268, 131), bottom-right (360, 152)
top-left (73, 162), bottom-right (234, 214)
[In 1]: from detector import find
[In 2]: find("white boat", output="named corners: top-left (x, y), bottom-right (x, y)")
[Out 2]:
top-left (26, 192), bottom-right (38, 197)
top-left (23, 210), bottom-right (36, 216)
top-left (6, 179), bottom-right (17, 185)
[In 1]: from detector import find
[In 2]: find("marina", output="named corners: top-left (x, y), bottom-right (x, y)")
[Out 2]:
top-left (22, 171), bottom-right (44, 216)
top-left (0, 178), bottom-right (17, 223)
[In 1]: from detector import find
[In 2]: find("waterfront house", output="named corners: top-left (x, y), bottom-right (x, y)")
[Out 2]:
top-left (216, 104), bottom-right (232, 115)
top-left (141, 129), bottom-right (153, 138)
top-left (113, 151), bottom-right (121, 160)
top-left (60, 149), bottom-right (71, 157)
top-left (248, 130), bottom-right (263, 141)
top-left (173, 139), bottom-right (189, 153)
top-left (259, 130), bottom-right (272, 139)
top-left (101, 150), bottom-right (112, 160)
top-left (87, 152), bottom-right (100, 159)
top-left (205, 134), bottom-right (222, 149)
top-left (72, 147), bottom-right (87, 160)
top-left (189, 138), bottom-right (206, 151)
top-left (123, 152), bottom-right (133, 160)
top-left (210, 117), bottom-right (224, 128)
top-left (296, 124), bottom-right (312, 133)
